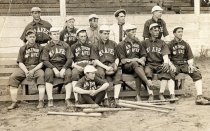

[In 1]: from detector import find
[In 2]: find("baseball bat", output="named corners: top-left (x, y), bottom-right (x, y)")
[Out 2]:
top-left (72, 104), bottom-right (99, 108)
top-left (83, 107), bottom-right (132, 113)
top-left (47, 111), bottom-right (102, 117)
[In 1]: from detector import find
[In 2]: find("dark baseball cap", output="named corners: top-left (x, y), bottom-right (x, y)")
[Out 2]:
top-left (25, 29), bottom-right (36, 36)
top-left (114, 9), bottom-right (126, 17)
top-left (173, 26), bottom-right (184, 33)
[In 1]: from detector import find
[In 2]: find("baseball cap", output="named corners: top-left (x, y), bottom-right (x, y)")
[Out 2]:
top-left (76, 29), bottom-right (86, 36)
top-left (99, 25), bottom-right (110, 31)
top-left (50, 27), bottom-right (61, 32)
top-left (25, 29), bottom-right (36, 36)
top-left (151, 5), bottom-right (163, 13)
top-left (123, 24), bottom-right (137, 31)
top-left (84, 65), bottom-right (97, 74)
top-left (114, 9), bottom-right (126, 17)
top-left (88, 14), bottom-right (99, 20)
top-left (65, 16), bottom-right (75, 22)
top-left (31, 7), bottom-right (41, 12)
top-left (173, 26), bottom-right (184, 33)
top-left (149, 23), bottom-right (160, 30)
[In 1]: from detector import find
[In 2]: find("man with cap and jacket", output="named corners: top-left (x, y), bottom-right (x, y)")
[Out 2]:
top-left (42, 27), bottom-right (73, 107)
top-left (168, 26), bottom-right (209, 105)
top-left (91, 25), bottom-right (122, 106)
top-left (71, 29), bottom-right (94, 104)
top-left (8, 30), bottom-right (45, 110)
top-left (60, 16), bottom-right (78, 47)
top-left (110, 9), bottom-right (130, 44)
top-left (86, 14), bottom-right (100, 45)
top-left (20, 7), bottom-right (52, 45)
top-left (117, 24), bottom-right (153, 101)
top-left (143, 5), bottom-right (169, 41)
top-left (74, 65), bottom-right (109, 104)
top-left (142, 23), bottom-right (175, 101)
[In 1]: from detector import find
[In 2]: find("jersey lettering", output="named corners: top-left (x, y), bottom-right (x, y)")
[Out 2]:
top-left (25, 48), bottom-right (39, 58)
top-left (49, 48), bottom-right (66, 57)
top-left (99, 47), bottom-right (114, 56)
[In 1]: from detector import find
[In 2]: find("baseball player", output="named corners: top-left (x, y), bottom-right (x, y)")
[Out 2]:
top-left (86, 14), bottom-right (100, 45)
top-left (42, 27), bottom-right (73, 107)
top-left (110, 9), bottom-right (130, 44)
top-left (20, 7), bottom-right (52, 45)
top-left (168, 26), bottom-right (209, 105)
top-left (142, 23), bottom-right (175, 101)
top-left (74, 65), bottom-right (109, 104)
top-left (60, 16), bottom-right (78, 47)
top-left (117, 24), bottom-right (153, 101)
top-left (143, 5), bottom-right (169, 41)
top-left (91, 25), bottom-right (122, 106)
top-left (71, 29), bottom-right (93, 104)
top-left (8, 30), bottom-right (45, 109)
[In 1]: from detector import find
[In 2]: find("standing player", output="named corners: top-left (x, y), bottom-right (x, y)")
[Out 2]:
top-left (8, 30), bottom-right (45, 109)
top-left (60, 16), bottom-right (78, 47)
top-left (42, 28), bottom-right (73, 107)
top-left (143, 5), bottom-right (169, 41)
top-left (168, 26), bottom-right (209, 105)
top-left (86, 14), bottom-right (100, 45)
top-left (74, 65), bottom-right (109, 104)
top-left (71, 29), bottom-right (93, 104)
top-left (110, 9), bottom-right (129, 44)
top-left (91, 25), bottom-right (122, 106)
top-left (117, 24), bottom-right (153, 101)
top-left (142, 23), bottom-right (175, 101)
top-left (20, 7), bottom-right (52, 45)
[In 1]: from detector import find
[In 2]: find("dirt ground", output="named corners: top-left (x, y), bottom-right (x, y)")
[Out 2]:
top-left (0, 58), bottom-right (210, 131)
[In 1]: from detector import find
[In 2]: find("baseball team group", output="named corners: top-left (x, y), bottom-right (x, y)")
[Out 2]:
top-left (6, 5), bottom-right (209, 110)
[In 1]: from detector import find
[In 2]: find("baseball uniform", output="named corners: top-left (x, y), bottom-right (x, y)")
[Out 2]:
top-left (60, 27), bottom-right (78, 47)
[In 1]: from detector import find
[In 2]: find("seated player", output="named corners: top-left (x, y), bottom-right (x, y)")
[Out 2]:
top-left (91, 25), bottom-right (122, 106)
top-left (117, 24), bottom-right (153, 101)
top-left (71, 29), bottom-right (93, 104)
top-left (168, 26), bottom-right (209, 105)
top-left (8, 30), bottom-right (45, 109)
top-left (74, 65), bottom-right (109, 104)
top-left (42, 27), bottom-right (73, 107)
top-left (142, 23), bottom-right (175, 101)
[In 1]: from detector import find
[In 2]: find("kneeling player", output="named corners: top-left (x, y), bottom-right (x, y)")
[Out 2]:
top-left (91, 25), bottom-right (122, 106)
top-left (168, 26), bottom-right (208, 105)
top-left (74, 65), bottom-right (109, 104)
top-left (8, 30), bottom-right (45, 109)
top-left (42, 28), bottom-right (73, 107)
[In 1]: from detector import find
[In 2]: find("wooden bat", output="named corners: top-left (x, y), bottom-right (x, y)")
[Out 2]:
top-left (141, 98), bottom-right (179, 103)
top-left (72, 104), bottom-right (99, 108)
top-left (47, 111), bottom-right (102, 117)
top-left (119, 100), bottom-right (175, 110)
top-left (117, 102), bottom-right (170, 113)
top-left (83, 108), bottom-right (132, 113)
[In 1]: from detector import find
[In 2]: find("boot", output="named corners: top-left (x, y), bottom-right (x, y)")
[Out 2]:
top-left (159, 93), bottom-right (165, 101)
top-left (148, 94), bottom-right (154, 101)
top-left (170, 94), bottom-right (176, 103)
top-left (48, 99), bottom-right (53, 107)
top-left (8, 102), bottom-right (18, 110)
top-left (195, 95), bottom-right (209, 105)
top-left (37, 100), bottom-right (44, 109)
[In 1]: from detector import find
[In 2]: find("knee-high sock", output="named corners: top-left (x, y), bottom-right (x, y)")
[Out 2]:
top-left (72, 81), bottom-right (78, 101)
top-left (46, 82), bottom-right (53, 100)
top-left (168, 79), bottom-right (175, 95)
top-left (147, 80), bottom-right (153, 95)
top-left (159, 80), bottom-right (167, 93)
top-left (104, 93), bottom-right (108, 99)
top-left (10, 86), bottom-right (18, 102)
top-left (114, 84), bottom-right (121, 99)
top-left (65, 83), bottom-right (72, 100)
top-left (38, 85), bottom-right (45, 101)
top-left (195, 79), bottom-right (202, 96)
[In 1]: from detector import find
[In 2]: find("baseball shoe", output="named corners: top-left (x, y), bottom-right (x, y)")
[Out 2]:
top-left (48, 99), bottom-right (53, 107)
top-left (8, 102), bottom-right (18, 110)
top-left (148, 94), bottom-right (154, 101)
top-left (37, 100), bottom-right (44, 109)
top-left (65, 99), bottom-right (73, 107)
top-left (136, 95), bottom-right (142, 101)
top-left (103, 98), bottom-right (109, 107)
top-left (159, 93), bottom-right (165, 101)
top-left (195, 95), bottom-right (209, 105)
top-left (113, 98), bottom-right (119, 108)
top-left (170, 94), bottom-right (176, 103)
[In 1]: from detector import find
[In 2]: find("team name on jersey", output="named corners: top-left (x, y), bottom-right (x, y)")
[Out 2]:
top-left (49, 48), bottom-right (66, 57)
top-left (126, 44), bottom-right (139, 54)
top-left (34, 27), bottom-right (50, 35)
top-left (84, 81), bottom-right (97, 90)
top-left (146, 46), bottom-right (161, 54)
top-left (75, 46), bottom-right (90, 57)
top-left (99, 47), bottom-right (114, 56)
top-left (172, 45), bottom-right (185, 55)
top-left (64, 33), bottom-right (76, 42)
top-left (25, 48), bottom-right (39, 58)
